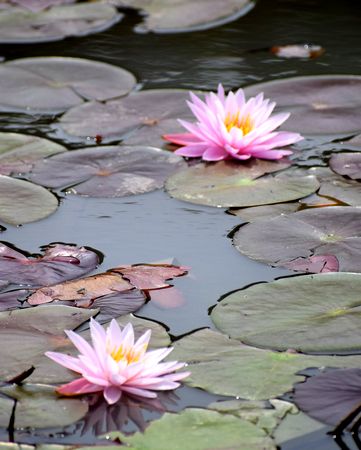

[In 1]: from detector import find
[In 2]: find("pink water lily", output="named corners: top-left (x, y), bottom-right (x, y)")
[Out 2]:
top-left (46, 318), bottom-right (189, 404)
top-left (164, 84), bottom-right (303, 161)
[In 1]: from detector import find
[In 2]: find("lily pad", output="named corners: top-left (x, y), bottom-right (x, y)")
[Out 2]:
top-left (171, 328), bottom-right (361, 400)
top-left (111, 408), bottom-right (276, 450)
top-left (0, 305), bottom-right (97, 383)
top-left (57, 89), bottom-right (194, 144)
top-left (105, 0), bottom-right (254, 33)
top-left (330, 152), bottom-right (361, 179)
top-left (294, 368), bottom-right (361, 428)
top-left (27, 145), bottom-right (186, 197)
top-left (211, 273), bottom-right (361, 353)
top-left (0, 57), bottom-right (135, 113)
top-left (165, 160), bottom-right (319, 208)
top-left (0, 132), bottom-right (67, 176)
top-left (0, 3), bottom-right (121, 44)
top-left (0, 242), bottom-right (100, 286)
top-left (0, 175), bottom-right (58, 225)
top-left (244, 75), bottom-right (361, 136)
top-left (9, 0), bottom-right (74, 12)
top-left (228, 202), bottom-right (299, 222)
top-left (0, 289), bottom-right (28, 311)
top-left (233, 206), bottom-right (361, 273)
top-left (0, 384), bottom-right (88, 429)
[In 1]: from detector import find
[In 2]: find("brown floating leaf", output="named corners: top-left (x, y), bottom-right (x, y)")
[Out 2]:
top-left (112, 264), bottom-right (188, 290)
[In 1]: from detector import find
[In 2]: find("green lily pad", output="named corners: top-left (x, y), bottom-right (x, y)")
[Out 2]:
top-left (233, 206), bottom-right (361, 273)
top-left (0, 3), bottom-right (121, 44)
top-left (57, 88), bottom-right (194, 144)
top-left (26, 145), bottom-right (185, 197)
top-left (0, 132), bottom-right (66, 175)
top-left (274, 411), bottom-right (325, 446)
top-left (0, 395), bottom-right (14, 428)
top-left (228, 202), bottom-right (300, 222)
top-left (244, 75), bottom-right (361, 136)
top-left (0, 305), bottom-right (96, 383)
top-left (110, 408), bottom-right (276, 450)
top-left (165, 160), bottom-right (318, 207)
top-left (0, 175), bottom-right (58, 225)
top-left (0, 57), bottom-right (136, 113)
top-left (0, 384), bottom-right (88, 428)
top-left (211, 273), bottom-right (361, 353)
top-left (171, 328), bottom-right (361, 400)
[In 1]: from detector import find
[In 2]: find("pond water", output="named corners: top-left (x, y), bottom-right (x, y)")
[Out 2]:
top-left (1, 0), bottom-right (361, 448)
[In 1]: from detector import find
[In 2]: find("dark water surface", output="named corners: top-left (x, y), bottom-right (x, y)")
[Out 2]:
top-left (1, 0), bottom-right (361, 447)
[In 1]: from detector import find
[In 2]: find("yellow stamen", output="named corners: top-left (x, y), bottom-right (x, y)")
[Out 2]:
top-left (225, 113), bottom-right (253, 135)
top-left (109, 342), bottom-right (148, 364)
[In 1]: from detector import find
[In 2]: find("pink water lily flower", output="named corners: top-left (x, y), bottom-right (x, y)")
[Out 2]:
top-left (164, 84), bottom-right (303, 161)
top-left (46, 318), bottom-right (190, 405)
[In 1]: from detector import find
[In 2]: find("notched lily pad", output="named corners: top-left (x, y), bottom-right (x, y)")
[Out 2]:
top-left (0, 57), bottom-right (135, 113)
top-left (294, 368), bottom-right (361, 427)
top-left (0, 175), bottom-right (58, 225)
top-left (0, 383), bottom-right (88, 429)
top-left (233, 206), bottom-right (361, 273)
top-left (244, 75), bottom-right (361, 136)
top-left (0, 3), bottom-right (121, 44)
top-left (27, 145), bottom-right (186, 197)
top-left (165, 160), bottom-right (318, 208)
top-left (0, 242), bottom-right (100, 286)
top-left (105, 0), bottom-right (254, 33)
top-left (57, 89), bottom-right (195, 145)
top-left (0, 132), bottom-right (67, 176)
top-left (211, 273), bottom-right (361, 353)
top-left (171, 328), bottom-right (361, 400)
top-left (110, 407), bottom-right (276, 450)
top-left (330, 152), bottom-right (361, 180)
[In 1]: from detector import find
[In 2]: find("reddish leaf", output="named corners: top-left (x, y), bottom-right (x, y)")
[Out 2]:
top-left (149, 286), bottom-right (186, 309)
top-left (283, 255), bottom-right (339, 273)
top-left (0, 242), bottom-right (100, 286)
top-left (111, 264), bottom-right (188, 290)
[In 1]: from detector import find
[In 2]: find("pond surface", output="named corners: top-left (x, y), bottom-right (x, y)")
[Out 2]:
top-left (1, 0), bottom-right (361, 448)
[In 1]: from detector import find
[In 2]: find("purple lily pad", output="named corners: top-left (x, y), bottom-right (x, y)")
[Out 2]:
top-left (56, 89), bottom-right (195, 144)
top-left (0, 3), bottom-right (121, 44)
top-left (294, 369), bottom-right (361, 427)
top-left (0, 132), bottom-right (67, 175)
top-left (0, 175), bottom-right (58, 225)
top-left (92, 289), bottom-right (147, 322)
top-left (0, 242), bottom-right (100, 287)
top-left (26, 145), bottom-right (186, 197)
top-left (329, 152), bottom-right (361, 180)
top-left (0, 57), bottom-right (135, 113)
top-left (104, 0), bottom-right (254, 33)
top-left (0, 289), bottom-right (29, 311)
top-left (233, 206), bottom-right (361, 273)
top-left (244, 75), bottom-right (361, 136)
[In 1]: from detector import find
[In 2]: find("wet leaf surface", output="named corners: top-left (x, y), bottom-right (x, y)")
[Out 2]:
top-left (0, 289), bottom-right (28, 311)
top-left (0, 383), bottom-right (88, 429)
top-left (330, 152), bottom-right (361, 179)
top-left (110, 407), bottom-right (276, 450)
top-left (112, 264), bottom-right (188, 289)
top-left (165, 159), bottom-right (319, 208)
top-left (9, 0), bottom-right (74, 12)
top-left (171, 328), bottom-right (361, 400)
top-left (211, 273), bottom-right (361, 353)
top-left (0, 3), bottom-right (121, 44)
top-left (27, 145), bottom-right (186, 197)
top-left (57, 89), bottom-right (195, 144)
top-left (294, 369), bottom-right (361, 427)
top-left (0, 175), bottom-right (58, 225)
top-left (105, 0), bottom-right (254, 33)
top-left (228, 202), bottom-right (299, 222)
top-left (0, 242), bottom-right (100, 286)
top-left (244, 75), bottom-right (361, 136)
top-left (0, 132), bottom-right (67, 176)
top-left (0, 57), bottom-right (135, 113)
top-left (233, 206), bottom-right (361, 273)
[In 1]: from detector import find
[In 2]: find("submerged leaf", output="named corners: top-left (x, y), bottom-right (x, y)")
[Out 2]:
top-left (233, 206), bottom-right (361, 273)
top-left (27, 145), bottom-right (186, 197)
top-left (0, 57), bottom-right (135, 113)
top-left (211, 273), bottom-right (361, 353)
top-left (0, 132), bottom-right (67, 175)
top-left (0, 175), bottom-right (58, 225)
top-left (0, 242), bottom-right (100, 286)
top-left (245, 75), bottom-right (361, 135)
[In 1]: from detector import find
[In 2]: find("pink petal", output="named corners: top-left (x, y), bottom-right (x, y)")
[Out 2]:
top-left (163, 132), bottom-right (201, 146)
top-left (103, 386), bottom-right (122, 404)
top-left (65, 329), bottom-right (96, 360)
top-left (175, 144), bottom-right (208, 157)
top-left (120, 386), bottom-right (157, 398)
top-left (45, 351), bottom-right (83, 374)
top-left (249, 149), bottom-right (292, 160)
top-left (57, 378), bottom-right (102, 396)
top-left (202, 146), bottom-right (228, 161)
